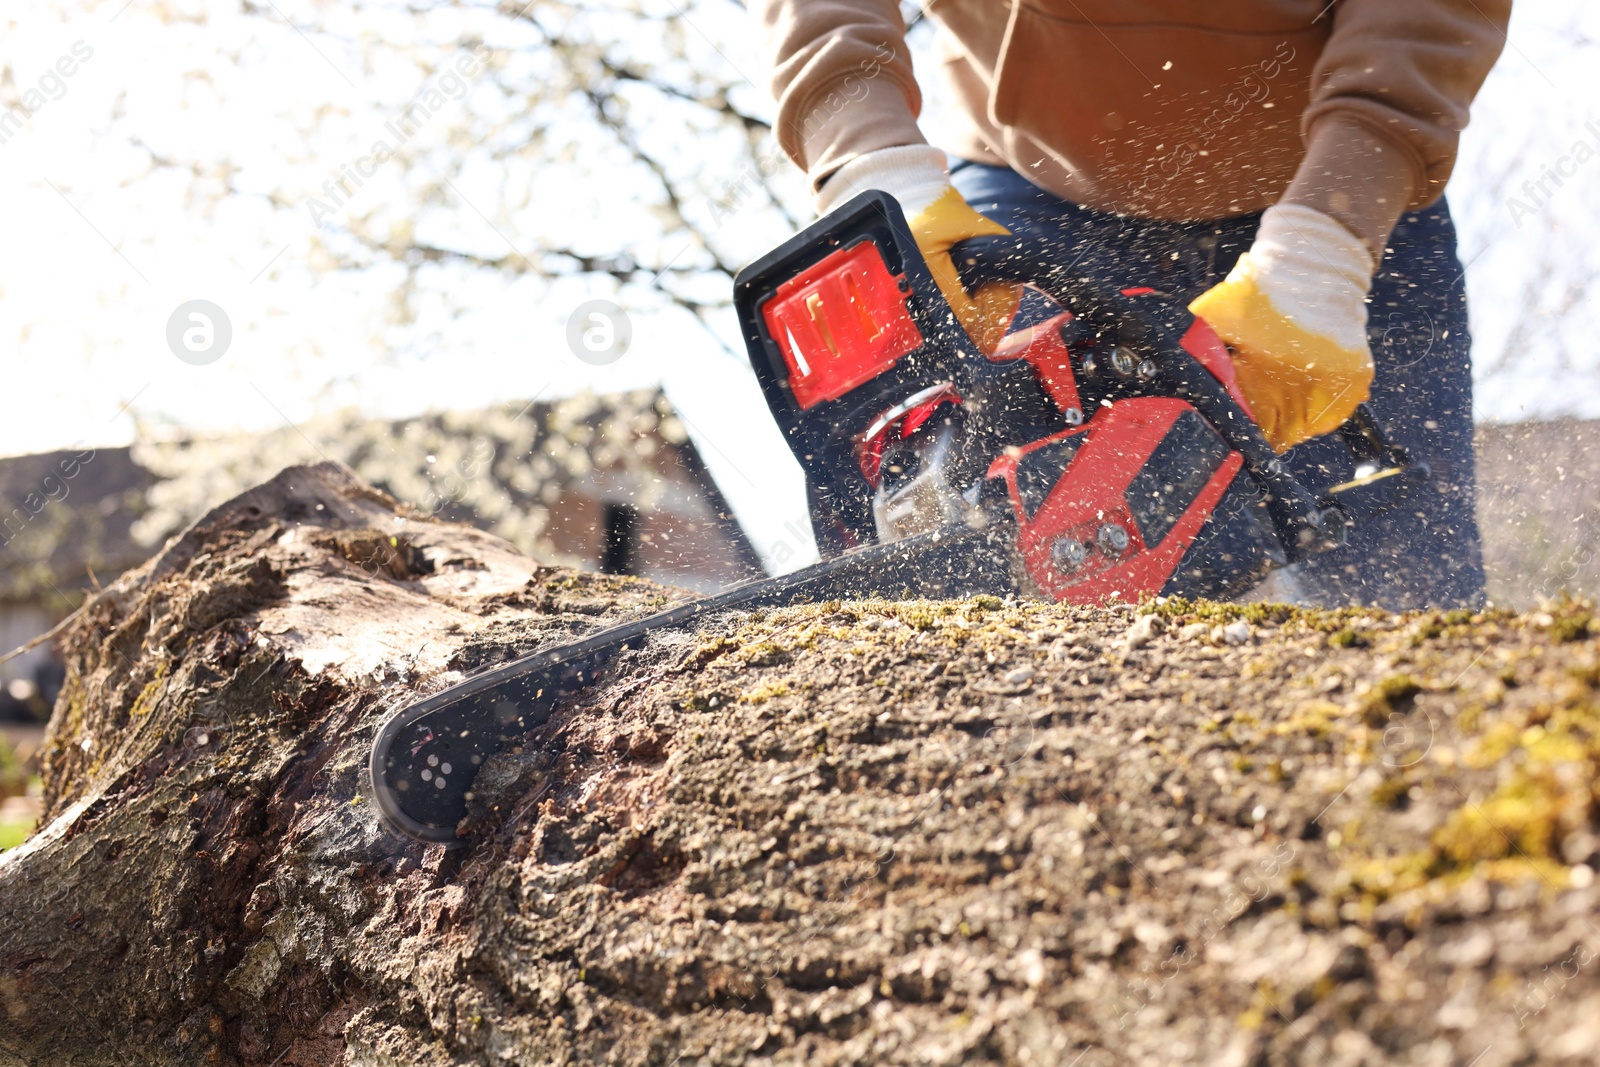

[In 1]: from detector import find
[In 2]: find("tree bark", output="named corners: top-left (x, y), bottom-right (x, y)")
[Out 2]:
top-left (3, 462), bottom-right (1597, 1066)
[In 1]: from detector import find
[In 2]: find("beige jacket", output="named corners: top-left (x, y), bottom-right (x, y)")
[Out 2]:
top-left (752, 0), bottom-right (1510, 251)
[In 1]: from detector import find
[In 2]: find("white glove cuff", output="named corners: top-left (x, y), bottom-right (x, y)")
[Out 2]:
top-left (1232, 203), bottom-right (1376, 351)
top-left (815, 145), bottom-right (951, 218)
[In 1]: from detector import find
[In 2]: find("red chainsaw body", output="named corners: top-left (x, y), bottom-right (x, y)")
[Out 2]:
top-left (735, 191), bottom-right (1284, 604)
top-left (986, 397), bottom-right (1244, 601)
top-left (975, 312), bottom-right (1249, 599)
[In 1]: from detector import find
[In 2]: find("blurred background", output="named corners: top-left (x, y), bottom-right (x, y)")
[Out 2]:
top-left (2, 0), bottom-right (1599, 843)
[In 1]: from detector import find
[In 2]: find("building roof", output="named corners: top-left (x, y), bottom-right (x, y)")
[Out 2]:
top-left (0, 446), bottom-right (155, 607)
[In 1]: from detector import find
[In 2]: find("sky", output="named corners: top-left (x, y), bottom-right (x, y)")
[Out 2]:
top-left (1, 0), bottom-right (1597, 573)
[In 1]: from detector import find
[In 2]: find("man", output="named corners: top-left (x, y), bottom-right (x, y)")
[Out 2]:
top-left (752, 1), bottom-right (1511, 608)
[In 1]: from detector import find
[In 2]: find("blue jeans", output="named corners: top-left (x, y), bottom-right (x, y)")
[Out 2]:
top-left (950, 161), bottom-right (1486, 609)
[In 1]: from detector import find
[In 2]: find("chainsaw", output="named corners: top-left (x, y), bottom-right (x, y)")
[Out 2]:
top-left (369, 190), bottom-right (1426, 844)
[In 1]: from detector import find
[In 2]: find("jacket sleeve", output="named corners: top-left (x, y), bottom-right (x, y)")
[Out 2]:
top-left (750, 0), bottom-right (926, 187)
top-left (1287, 0), bottom-right (1511, 254)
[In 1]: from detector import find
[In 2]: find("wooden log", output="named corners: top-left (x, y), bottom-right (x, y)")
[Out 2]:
top-left (3, 461), bottom-right (1598, 1066)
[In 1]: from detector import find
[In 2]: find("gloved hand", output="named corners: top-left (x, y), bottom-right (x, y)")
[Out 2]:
top-left (1188, 203), bottom-right (1376, 452)
top-left (817, 145), bottom-right (1019, 354)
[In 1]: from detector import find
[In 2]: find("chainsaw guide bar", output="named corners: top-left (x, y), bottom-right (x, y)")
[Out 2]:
top-left (369, 522), bottom-right (1012, 844)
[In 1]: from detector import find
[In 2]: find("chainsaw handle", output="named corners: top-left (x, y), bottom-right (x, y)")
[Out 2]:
top-left (953, 233), bottom-right (1341, 556)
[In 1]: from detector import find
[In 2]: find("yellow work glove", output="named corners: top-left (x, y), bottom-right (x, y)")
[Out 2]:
top-left (1189, 203), bottom-right (1377, 452)
top-left (816, 145), bottom-right (1019, 354)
